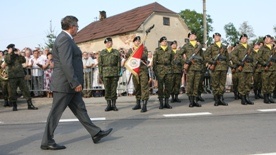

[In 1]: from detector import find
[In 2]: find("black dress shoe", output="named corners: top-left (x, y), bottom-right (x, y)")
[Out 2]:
top-left (40, 143), bottom-right (66, 150)
top-left (92, 128), bottom-right (113, 144)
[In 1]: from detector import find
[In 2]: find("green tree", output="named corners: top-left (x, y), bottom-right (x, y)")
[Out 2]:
top-left (179, 9), bottom-right (213, 44)
top-left (239, 21), bottom-right (255, 38)
top-left (224, 22), bottom-right (240, 45)
top-left (45, 20), bottom-right (56, 50)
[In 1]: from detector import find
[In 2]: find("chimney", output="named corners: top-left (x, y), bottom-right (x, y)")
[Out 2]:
top-left (99, 11), bottom-right (106, 21)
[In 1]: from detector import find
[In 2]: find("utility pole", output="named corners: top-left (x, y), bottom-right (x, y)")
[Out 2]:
top-left (203, 0), bottom-right (207, 48)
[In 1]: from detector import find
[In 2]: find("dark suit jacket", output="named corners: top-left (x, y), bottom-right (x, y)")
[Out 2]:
top-left (50, 31), bottom-right (83, 93)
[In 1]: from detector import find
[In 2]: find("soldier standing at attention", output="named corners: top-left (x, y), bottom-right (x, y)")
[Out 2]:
top-left (258, 35), bottom-right (276, 103)
top-left (5, 44), bottom-right (38, 111)
top-left (153, 36), bottom-right (173, 109)
top-left (170, 40), bottom-right (183, 103)
top-left (231, 34), bottom-right (255, 105)
top-left (205, 33), bottom-right (229, 106)
top-left (252, 42), bottom-right (263, 99)
top-left (98, 38), bottom-right (121, 111)
top-left (180, 32), bottom-right (204, 107)
top-left (126, 36), bottom-right (149, 112)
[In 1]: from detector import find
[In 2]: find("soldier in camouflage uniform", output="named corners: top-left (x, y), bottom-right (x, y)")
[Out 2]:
top-left (153, 36), bottom-right (173, 109)
top-left (0, 52), bottom-right (10, 107)
top-left (170, 40), bottom-right (184, 103)
top-left (98, 38), bottom-right (121, 111)
top-left (180, 32), bottom-right (204, 107)
top-left (126, 36), bottom-right (149, 112)
top-left (231, 34), bottom-right (255, 105)
top-left (252, 42), bottom-right (263, 99)
top-left (4, 44), bottom-right (38, 111)
top-left (257, 35), bottom-right (276, 103)
top-left (205, 33), bottom-right (229, 106)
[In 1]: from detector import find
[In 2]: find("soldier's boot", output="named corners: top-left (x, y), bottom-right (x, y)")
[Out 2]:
top-left (170, 94), bottom-right (175, 103)
top-left (164, 98), bottom-right (172, 109)
top-left (12, 102), bottom-right (17, 111)
top-left (27, 99), bottom-right (38, 110)
top-left (214, 95), bottom-right (219, 106)
top-left (258, 89), bottom-right (263, 99)
top-left (194, 96), bottom-right (202, 107)
top-left (218, 95), bottom-right (228, 106)
top-left (189, 96), bottom-right (194, 108)
top-left (197, 94), bottom-right (205, 102)
top-left (254, 89), bottom-right (259, 99)
top-left (159, 98), bottom-right (164, 109)
top-left (111, 99), bottom-right (118, 111)
top-left (105, 100), bottom-right (112, 111)
top-left (174, 94), bottom-right (181, 102)
top-left (233, 91), bottom-right (239, 100)
top-left (241, 95), bottom-right (247, 105)
top-left (141, 100), bottom-right (147, 113)
top-left (264, 94), bottom-right (270, 104)
top-left (4, 100), bottom-right (10, 107)
top-left (268, 93), bottom-right (275, 103)
top-left (132, 100), bottom-right (141, 110)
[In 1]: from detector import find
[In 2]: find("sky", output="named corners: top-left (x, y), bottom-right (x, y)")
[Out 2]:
top-left (1, 0), bottom-right (276, 50)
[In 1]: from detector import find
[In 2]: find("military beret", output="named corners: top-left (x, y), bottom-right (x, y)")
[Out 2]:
top-left (213, 32), bottom-right (221, 38)
top-left (104, 37), bottom-right (112, 44)
top-left (170, 40), bottom-right (177, 46)
top-left (133, 36), bottom-right (141, 42)
top-left (6, 43), bottom-right (15, 49)
top-left (188, 32), bottom-right (196, 38)
top-left (239, 34), bottom-right (248, 40)
top-left (159, 36), bottom-right (167, 43)
top-left (263, 35), bottom-right (273, 40)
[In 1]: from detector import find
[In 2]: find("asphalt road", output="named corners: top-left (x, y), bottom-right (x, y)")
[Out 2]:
top-left (0, 93), bottom-right (276, 155)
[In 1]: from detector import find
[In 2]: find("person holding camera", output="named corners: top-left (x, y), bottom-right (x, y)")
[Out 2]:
top-left (4, 44), bottom-right (38, 111)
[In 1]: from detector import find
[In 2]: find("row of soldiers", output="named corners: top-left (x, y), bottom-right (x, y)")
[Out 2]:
top-left (97, 32), bottom-right (276, 113)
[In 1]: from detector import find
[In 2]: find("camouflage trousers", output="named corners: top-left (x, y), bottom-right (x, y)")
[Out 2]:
top-left (103, 77), bottom-right (119, 100)
top-left (232, 72), bottom-right (239, 93)
top-left (1, 80), bottom-right (9, 100)
top-left (253, 71), bottom-right (262, 90)
top-left (8, 77), bottom-right (31, 102)
top-left (171, 73), bottom-right (182, 95)
top-left (186, 70), bottom-right (202, 97)
top-left (156, 74), bottom-right (173, 99)
top-left (261, 71), bottom-right (276, 94)
top-left (210, 70), bottom-right (227, 95)
top-left (238, 72), bottom-right (253, 95)
top-left (133, 71), bottom-right (149, 100)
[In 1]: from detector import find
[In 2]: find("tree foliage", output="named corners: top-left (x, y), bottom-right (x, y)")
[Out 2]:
top-left (179, 9), bottom-right (213, 44)
top-left (224, 22), bottom-right (240, 45)
top-left (239, 21), bottom-right (255, 38)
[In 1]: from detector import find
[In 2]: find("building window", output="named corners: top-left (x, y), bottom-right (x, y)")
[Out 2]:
top-left (163, 17), bottom-right (170, 26)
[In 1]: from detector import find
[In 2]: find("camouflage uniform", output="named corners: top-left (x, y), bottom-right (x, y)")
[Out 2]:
top-left (258, 44), bottom-right (276, 103)
top-left (126, 47), bottom-right (149, 112)
top-left (252, 48), bottom-right (263, 99)
top-left (5, 49), bottom-right (37, 111)
top-left (98, 47), bottom-right (121, 110)
top-left (231, 44), bottom-right (255, 105)
top-left (153, 45), bottom-right (173, 109)
top-left (205, 42), bottom-right (229, 106)
top-left (171, 49), bottom-right (184, 103)
top-left (180, 42), bottom-right (204, 107)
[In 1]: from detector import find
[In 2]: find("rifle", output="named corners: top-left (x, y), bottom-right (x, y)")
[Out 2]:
top-left (237, 47), bottom-right (252, 71)
top-left (209, 43), bottom-right (228, 71)
top-left (183, 43), bottom-right (202, 71)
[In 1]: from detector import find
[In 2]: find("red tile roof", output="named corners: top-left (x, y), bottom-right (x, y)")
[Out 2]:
top-left (74, 2), bottom-right (175, 44)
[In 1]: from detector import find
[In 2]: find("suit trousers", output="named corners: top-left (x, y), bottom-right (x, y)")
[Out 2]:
top-left (41, 92), bottom-right (101, 145)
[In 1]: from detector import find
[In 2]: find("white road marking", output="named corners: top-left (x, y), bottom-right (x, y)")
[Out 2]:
top-left (257, 109), bottom-right (276, 112)
top-left (163, 112), bottom-right (212, 117)
top-left (59, 117), bottom-right (106, 123)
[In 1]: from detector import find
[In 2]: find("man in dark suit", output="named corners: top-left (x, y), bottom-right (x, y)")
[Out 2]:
top-left (41, 15), bottom-right (112, 150)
